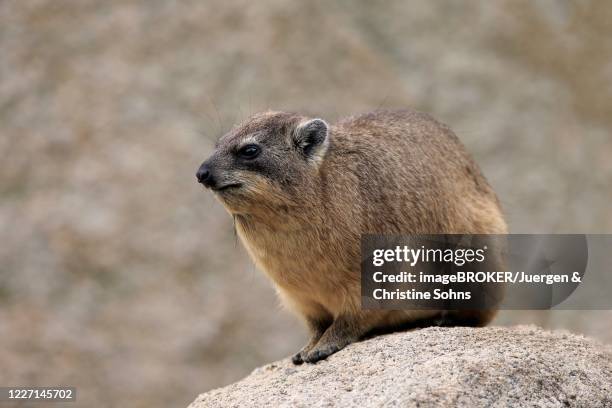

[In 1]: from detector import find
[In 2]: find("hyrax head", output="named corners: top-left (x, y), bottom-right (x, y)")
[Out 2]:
top-left (196, 111), bottom-right (329, 214)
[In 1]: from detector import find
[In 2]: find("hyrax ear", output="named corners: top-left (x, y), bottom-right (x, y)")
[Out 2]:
top-left (292, 118), bottom-right (329, 162)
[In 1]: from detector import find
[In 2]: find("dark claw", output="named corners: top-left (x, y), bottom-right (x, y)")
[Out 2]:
top-left (291, 353), bottom-right (304, 365)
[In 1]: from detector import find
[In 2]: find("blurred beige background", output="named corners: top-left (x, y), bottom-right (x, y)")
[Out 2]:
top-left (1, 1), bottom-right (611, 407)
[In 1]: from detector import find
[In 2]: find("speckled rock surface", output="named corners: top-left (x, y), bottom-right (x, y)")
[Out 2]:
top-left (189, 326), bottom-right (612, 407)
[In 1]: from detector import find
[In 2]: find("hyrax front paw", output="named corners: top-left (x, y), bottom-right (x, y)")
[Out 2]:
top-left (303, 343), bottom-right (342, 364)
top-left (292, 342), bottom-right (317, 365)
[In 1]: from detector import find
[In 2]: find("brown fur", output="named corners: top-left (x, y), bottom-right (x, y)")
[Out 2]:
top-left (198, 109), bottom-right (507, 364)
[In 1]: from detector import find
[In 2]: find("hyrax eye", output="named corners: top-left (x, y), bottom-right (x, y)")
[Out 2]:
top-left (237, 144), bottom-right (261, 159)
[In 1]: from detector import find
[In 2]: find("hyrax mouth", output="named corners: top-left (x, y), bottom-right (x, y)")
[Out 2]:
top-left (213, 183), bottom-right (242, 192)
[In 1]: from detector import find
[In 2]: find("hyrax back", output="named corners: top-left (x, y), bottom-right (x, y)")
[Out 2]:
top-left (197, 109), bottom-right (507, 364)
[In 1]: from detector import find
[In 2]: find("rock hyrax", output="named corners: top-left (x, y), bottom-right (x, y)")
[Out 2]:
top-left (196, 109), bottom-right (507, 364)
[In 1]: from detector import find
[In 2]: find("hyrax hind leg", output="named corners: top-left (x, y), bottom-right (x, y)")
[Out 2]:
top-left (441, 309), bottom-right (499, 327)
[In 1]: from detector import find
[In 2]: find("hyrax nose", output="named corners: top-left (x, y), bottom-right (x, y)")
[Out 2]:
top-left (196, 164), bottom-right (214, 186)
